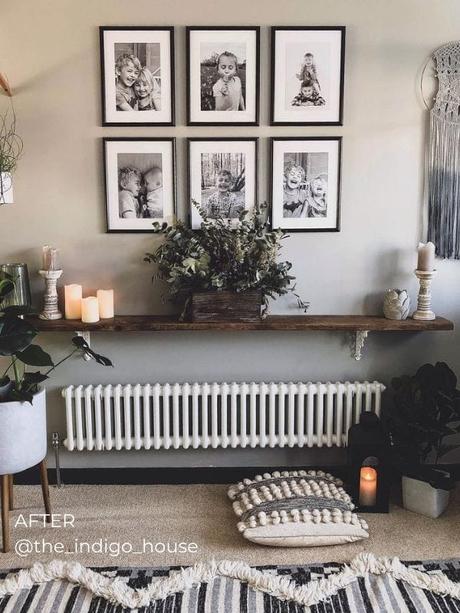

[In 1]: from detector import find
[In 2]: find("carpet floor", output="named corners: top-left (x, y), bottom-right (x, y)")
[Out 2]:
top-left (0, 484), bottom-right (459, 569)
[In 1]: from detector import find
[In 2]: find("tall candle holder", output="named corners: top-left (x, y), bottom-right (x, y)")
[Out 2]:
top-left (412, 269), bottom-right (436, 321)
top-left (38, 269), bottom-right (63, 320)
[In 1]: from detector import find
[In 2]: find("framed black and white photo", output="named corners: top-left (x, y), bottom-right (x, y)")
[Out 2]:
top-left (188, 138), bottom-right (258, 229)
top-left (271, 137), bottom-right (341, 232)
top-left (187, 27), bottom-right (260, 126)
top-left (271, 27), bottom-right (345, 126)
top-left (103, 138), bottom-right (176, 233)
top-left (100, 26), bottom-right (175, 126)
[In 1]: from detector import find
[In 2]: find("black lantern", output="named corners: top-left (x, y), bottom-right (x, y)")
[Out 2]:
top-left (347, 412), bottom-right (390, 513)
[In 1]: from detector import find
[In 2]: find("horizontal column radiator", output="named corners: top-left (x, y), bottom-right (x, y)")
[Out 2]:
top-left (62, 381), bottom-right (385, 452)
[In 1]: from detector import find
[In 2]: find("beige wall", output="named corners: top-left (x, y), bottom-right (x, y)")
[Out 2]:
top-left (1, 0), bottom-right (460, 468)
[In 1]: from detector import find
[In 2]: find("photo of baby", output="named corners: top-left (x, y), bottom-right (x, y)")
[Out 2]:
top-left (114, 42), bottom-right (161, 112)
top-left (200, 42), bottom-right (246, 111)
top-left (282, 152), bottom-right (328, 219)
top-left (117, 152), bottom-right (163, 219)
top-left (201, 152), bottom-right (246, 218)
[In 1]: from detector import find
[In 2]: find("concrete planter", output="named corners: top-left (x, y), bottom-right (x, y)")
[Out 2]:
top-left (402, 468), bottom-right (453, 519)
top-left (0, 389), bottom-right (47, 474)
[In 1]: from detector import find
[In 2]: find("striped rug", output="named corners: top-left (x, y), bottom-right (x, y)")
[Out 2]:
top-left (0, 556), bottom-right (460, 612)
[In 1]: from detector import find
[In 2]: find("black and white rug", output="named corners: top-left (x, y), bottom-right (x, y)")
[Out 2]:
top-left (1, 554), bottom-right (460, 612)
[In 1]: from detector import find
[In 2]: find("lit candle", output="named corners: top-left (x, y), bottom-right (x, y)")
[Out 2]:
top-left (359, 466), bottom-right (377, 507)
top-left (417, 242), bottom-right (435, 271)
top-left (64, 284), bottom-right (82, 319)
top-left (81, 297), bottom-right (99, 323)
top-left (97, 289), bottom-right (114, 319)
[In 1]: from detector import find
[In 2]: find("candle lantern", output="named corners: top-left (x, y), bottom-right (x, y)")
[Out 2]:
top-left (347, 412), bottom-right (390, 513)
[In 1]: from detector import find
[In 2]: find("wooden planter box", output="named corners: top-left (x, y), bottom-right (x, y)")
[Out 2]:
top-left (190, 290), bottom-right (262, 323)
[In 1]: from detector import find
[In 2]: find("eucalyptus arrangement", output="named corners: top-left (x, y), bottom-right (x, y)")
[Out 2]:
top-left (0, 105), bottom-right (22, 203)
top-left (387, 362), bottom-right (460, 464)
top-left (0, 271), bottom-right (112, 404)
top-left (144, 203), bottom-right (308, 318)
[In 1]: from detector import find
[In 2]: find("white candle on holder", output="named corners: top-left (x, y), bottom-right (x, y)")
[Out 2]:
top-left (42, 246), bottom-right (50, 270)
top-left (359, 466), bottom-right (377, 507)
top-left (81, 297), bottom-right (99, 323)
top-left (417, 242), bottom-right (435, 271)
top-left (64, 284), bottom-right (82, 319)
top-left (97, 289), bottom-right (114, 319)
top-left (49, 248), bottom-right (59, 271)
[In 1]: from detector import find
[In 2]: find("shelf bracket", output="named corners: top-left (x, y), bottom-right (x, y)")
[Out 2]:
top-left (76, 331), bottom-right (91, 361)
top-left (352, 330), bottom-right (369, 361)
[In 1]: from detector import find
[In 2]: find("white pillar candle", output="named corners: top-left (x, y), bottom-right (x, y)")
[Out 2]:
top-left (359, 466), bottom-right (377, 507)
top-left (81, 296), bottom-right (99, 323)
top-left (417, 242), bottom-right (435, 271)
top-left (64, 284), bottom-right (82, 320)
top-left (97, 289), bottom-right (114, 319)
top-left (42, 246), bottom-right (50, 270)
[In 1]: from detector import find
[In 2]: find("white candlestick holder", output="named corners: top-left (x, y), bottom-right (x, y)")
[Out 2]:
top-left (412, 269), bottom-right (436, 321)
top-left (38, 269), bottom-right (63, 320)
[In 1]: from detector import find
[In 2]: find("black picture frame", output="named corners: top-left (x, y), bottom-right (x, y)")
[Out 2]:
top-left (100, 26), bottom-right (175, 127)
top-left (187, 137), bottom-right (259, 228)
top-left (270, 26), bottom-right (345, 126)
top-left (103, 137), bottom-right (177, 234)
top-left (186, 26), bottom-right (260, 126)
top-left (270, 136), bottom-right (342, 233)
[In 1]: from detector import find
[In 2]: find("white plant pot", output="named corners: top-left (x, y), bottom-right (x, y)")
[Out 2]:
top-left (0, 172), bottom-right (13, 204)
top-left (402, 474), bottom-right (451, 519)
top-left (0, 389), bottom-right (47, 475)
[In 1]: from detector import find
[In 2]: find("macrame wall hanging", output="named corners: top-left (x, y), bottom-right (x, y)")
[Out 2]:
top-left (426, 41), bottom-right (460, 259)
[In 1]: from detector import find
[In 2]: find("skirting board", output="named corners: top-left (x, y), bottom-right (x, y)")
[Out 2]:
top-left (12, 464), bottom-right (460, 486)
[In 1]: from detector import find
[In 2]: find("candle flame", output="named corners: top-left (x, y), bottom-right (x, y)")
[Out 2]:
top-left (360, 466), bottom-right (377, 481)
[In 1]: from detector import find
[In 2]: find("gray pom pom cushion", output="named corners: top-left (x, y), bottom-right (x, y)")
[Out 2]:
top-left (228, 470), bottom-right (369, 547)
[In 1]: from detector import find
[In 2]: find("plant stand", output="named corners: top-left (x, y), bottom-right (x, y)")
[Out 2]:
top-left (1, 459), bottom-right (51, 553)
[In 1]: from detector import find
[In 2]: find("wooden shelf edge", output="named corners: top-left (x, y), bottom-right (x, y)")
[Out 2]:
top-left (26, 315), bottom-right (455, 333)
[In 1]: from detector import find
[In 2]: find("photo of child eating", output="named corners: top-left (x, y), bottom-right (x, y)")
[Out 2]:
top-left (199, 43), bottom-right (246, 112)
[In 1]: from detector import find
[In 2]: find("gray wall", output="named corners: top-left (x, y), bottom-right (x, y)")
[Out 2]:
top-left (1, 0), bottom-right (459, 469)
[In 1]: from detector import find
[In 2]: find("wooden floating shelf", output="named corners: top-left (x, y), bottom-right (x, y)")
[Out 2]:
top-left (28, 314), bottom-right (454, 333)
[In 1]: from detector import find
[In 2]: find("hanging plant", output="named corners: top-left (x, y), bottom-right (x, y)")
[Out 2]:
top-left (0, 104), bottom-right (23, 203)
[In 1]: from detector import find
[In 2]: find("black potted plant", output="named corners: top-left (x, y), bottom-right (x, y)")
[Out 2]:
top-left (0, 271), bottom-right (112, 476)
top-left (144, 203), bottom-right (308, 321)
top-left (386, 362), bottom-right (458, 518)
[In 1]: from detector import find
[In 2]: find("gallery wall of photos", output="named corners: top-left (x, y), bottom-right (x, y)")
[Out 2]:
top-left (100, 26), bottom-right (345, 234)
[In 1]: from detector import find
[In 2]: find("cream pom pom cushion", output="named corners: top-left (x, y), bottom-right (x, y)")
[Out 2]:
top-left (228, 470), bottom-right (369, 547)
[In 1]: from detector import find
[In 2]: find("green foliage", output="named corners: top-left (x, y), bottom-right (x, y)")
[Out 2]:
top-left (0, 107), bottom-right (22, 175)
top-left (144, 203), bottom-right (308, 315)
top-left (387, 362), bottom-right (460, 464)
top-left (0, 271), bottom-right (113, 404)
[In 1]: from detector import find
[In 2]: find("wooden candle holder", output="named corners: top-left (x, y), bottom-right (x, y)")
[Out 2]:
top-left (413, 269), bottom-right (436, 321)
top-left (38, 269), bottom-right (63, 320)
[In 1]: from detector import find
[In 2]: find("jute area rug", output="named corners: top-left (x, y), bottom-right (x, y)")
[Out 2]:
top-left (0, 553), bottom-right (460, 612)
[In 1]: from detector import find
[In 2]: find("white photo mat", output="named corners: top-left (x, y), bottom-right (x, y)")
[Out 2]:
top-left (189, 139), bottom-right (257, 229)
top-left (271, 138), bottom-right (341, 231)
top-left (188, 28), bottom-right (258, 124)
top-left (272, 28), bottom-right (344, 125)
top-left (101, 28), bottom-right (173, 125)
top-left (104, 139), bottom-right (175, 232)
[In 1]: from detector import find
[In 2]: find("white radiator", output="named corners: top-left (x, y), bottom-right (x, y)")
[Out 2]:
top-left (62, 381), bottom-right (385, 452)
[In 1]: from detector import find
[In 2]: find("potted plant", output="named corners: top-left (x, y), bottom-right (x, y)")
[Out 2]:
top-left (386, 362), bottom-right (458, 518)
top-left (0, 105), bottom-right (22, 205)
top-left (144, 203), bottom-right (308, 321)
top-left (0, 272), bottom-right (112, 475)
